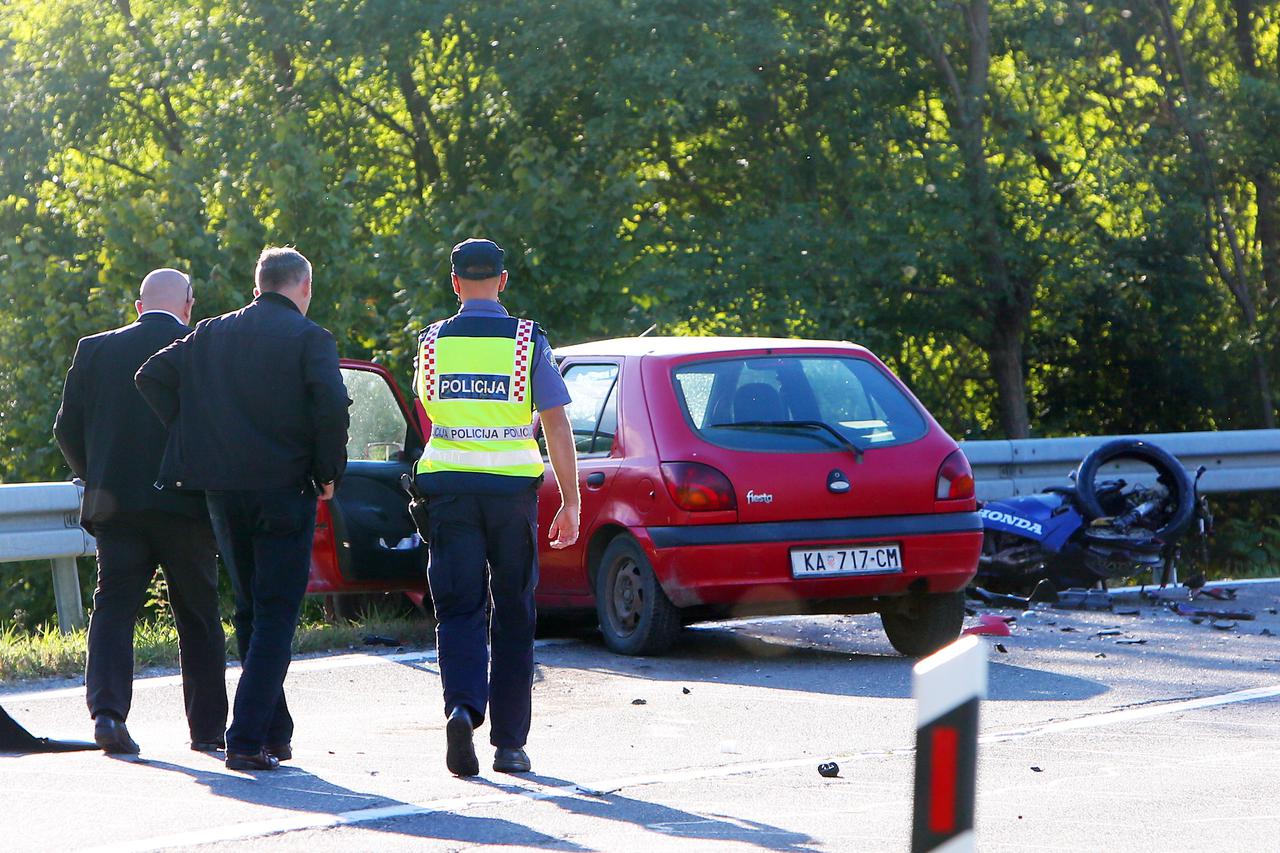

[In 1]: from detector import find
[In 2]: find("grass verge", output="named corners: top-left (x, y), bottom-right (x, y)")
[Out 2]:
top-left (0, 613), bottom-right (436, 685)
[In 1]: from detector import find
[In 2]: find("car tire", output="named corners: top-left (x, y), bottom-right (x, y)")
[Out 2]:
top-left (594, 535), bottom-right (682, 656)
top-left (879, 591), bottom-right (965, 657)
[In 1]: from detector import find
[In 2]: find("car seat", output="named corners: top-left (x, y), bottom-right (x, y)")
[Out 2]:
top-left (733, 382), bottom-right (786, 423)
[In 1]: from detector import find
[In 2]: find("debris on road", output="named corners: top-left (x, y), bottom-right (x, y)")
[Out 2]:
top-left (1053, 588), bottom-right (1113, 612)
top-left (682, 687), bottom-right (691, 694)
top-left (1261, 629), bottom-right (1275, 637)
top-left (1095, 653), bottom-right (1107, 658)
top-left (967, 580), bottom-right (1058, 610)
top-left (1172, 603), bottom-right (1255, 621)
top-left (1116, 609), bottom-right (1140, 616)
top-left (995, 643), bottom-right (1009, 653)
top-left (963, 613), bottom-right (1012, 637)
top-left (361, 635), bottom-right (400, 647)
top-left (818, 762), bottom-right (840, 778)
top-left (1031, 766), bottom-right (1043, 772)
top-left (1211, 620), bottom-right (1238, 631)
top-left (631, 699), bottom-right (647, 705)
top-left (1096, 629), bottom-right (1123, 637)
top-left (1116, 638), bottom-right (1147, 645)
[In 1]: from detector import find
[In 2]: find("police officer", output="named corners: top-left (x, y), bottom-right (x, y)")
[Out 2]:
top-left (415, 238), bottom-right (579, 776)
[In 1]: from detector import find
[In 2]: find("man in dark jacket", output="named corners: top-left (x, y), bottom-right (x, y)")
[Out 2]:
top-left (54, 268), bottom-right (227, 755)
top-left (136, 247), bottom-right (349, 772)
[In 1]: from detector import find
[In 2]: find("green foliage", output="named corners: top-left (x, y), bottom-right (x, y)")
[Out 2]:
top-left (3, 0), bottom-right (1280, 626)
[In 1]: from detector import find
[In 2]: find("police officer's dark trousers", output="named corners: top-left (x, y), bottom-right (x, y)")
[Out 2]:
top-left (206, 487), bottom-right (316, 754)
top-left (426, 488), bottom-right (538, 749)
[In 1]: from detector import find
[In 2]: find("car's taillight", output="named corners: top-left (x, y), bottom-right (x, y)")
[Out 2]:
top-left (936, 449), bottom-right (975, 500)
top-left (660, 462), bottom-right (737, 511)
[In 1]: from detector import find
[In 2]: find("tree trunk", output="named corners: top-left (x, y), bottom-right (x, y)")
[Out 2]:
top-left (988, 316), bottom-right (1031, 439)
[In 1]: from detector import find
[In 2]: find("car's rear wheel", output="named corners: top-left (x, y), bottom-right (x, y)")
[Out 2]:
top-left (879, 591), bottom-right (965, 657)
top-left (594, 535), bottom-right (682, 656)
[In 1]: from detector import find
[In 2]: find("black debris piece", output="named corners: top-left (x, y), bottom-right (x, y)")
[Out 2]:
top-left (1060, 626), bottom-right (1077, 632)
top-left (995, 643), bottom-right (1008, 653)
top-left (1173, 603), bottom-right (1255, 621)
top-left (1211, 620), bottom-right (1237, 631)
top-left (0, 704), bottom-right (97, 754)
top-left (1261, 629), bottom-right (1275, 637)
top-left (1096, 629), bottom-right (1122, 637)
top-left (631, 699), bottom-right (647, 705)
top-left (1190, 616), bottom-right (1205, 624)
top-left (1095, 653), bottom-right (1107, 658)
top-left (682, 687), bottom-right (691, 695)
top-left (1116, 609), bottom-right (1140, 616)
top-left (818, 762), bottom-right (840, 778)
top-left (1116, 638), bottom-right (1147, 645)
top-left (1031, 766), bottom-right (1043, 772)
top-left (362, 634), bottom-right (400, 647)
top-left (1268, 608), bottom-right (1278, 616)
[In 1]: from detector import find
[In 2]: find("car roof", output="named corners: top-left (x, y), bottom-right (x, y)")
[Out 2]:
top-left (554, 336), bottom-right (874, 359)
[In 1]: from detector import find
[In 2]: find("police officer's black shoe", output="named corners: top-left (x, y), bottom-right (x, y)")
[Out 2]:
top-left (266, 742), bottom-right (292, 762)
top-left (445, 707), bottom-right (479, 777)
top-left (225, 748), bottom-right (279, 771)
top-left (493, 747), bottom-right (531, 774)
top-left (94, 715), bottom-right (140, 755)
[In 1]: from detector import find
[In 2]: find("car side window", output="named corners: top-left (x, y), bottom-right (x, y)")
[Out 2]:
top-left (342, 367), bottom-right (411, 462)
top-left (551, 363), bottom-right (619, 459)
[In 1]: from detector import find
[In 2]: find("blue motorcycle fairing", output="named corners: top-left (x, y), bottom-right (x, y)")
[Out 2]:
top-left (978, 493), bottom-right (1083, 553)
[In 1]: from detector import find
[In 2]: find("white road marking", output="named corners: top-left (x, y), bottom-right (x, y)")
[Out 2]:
top-left (85, 680), bottom-right (1280, 852)
top-left (2, 640), bottom-right (573, 704)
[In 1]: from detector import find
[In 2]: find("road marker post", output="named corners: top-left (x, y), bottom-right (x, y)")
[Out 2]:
top-left (911, 635), bottom-right (986, 853)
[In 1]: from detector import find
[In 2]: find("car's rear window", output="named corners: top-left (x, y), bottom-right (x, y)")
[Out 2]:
top-left (671, 355), bottom-right (928, 453)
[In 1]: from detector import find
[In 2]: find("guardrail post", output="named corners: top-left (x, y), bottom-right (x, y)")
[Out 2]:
top-left (50, 557), bottom-right (86, 634)
top-left (911, 635), bottom-right (986, 853)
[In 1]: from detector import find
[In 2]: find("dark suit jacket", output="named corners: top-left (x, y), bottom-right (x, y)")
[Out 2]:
top-left (135, 291), bottom-right (350, 492)
top-left (54, 312), bottom-right (207, 530)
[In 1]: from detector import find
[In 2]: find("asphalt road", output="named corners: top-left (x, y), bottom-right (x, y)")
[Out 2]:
top-left (2, 580), bottom-right (1279, 852)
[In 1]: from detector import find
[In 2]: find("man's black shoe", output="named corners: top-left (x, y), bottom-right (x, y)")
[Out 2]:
top-left (445, 707), bottom-right (479, 777)
top-left (225, 749), bottom-right (279, 771)
top-left (493, 747), bottom-right (531, 774)
top-left (93, 716), bottom-right (140, 755)
top-left (266, 742), bottom-right (292, 762)
top-left (190, 738), bottom-right (225, 753)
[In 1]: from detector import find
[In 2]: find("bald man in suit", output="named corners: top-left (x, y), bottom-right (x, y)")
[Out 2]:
top-left (54, 269), bottom-right (227, 755)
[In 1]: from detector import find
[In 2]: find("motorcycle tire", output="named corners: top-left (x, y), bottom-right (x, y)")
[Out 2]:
top-left (1073, 439), bottom-right (1195, 541)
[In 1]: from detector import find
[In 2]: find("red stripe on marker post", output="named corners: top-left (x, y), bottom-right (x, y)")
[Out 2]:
top-left (912, 635), bottom-right (987, 853)
top-left (928, 725), bottom-right (959, 833)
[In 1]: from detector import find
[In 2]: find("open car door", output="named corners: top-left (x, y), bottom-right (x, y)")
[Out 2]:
top-left (309, 360), bottom-right (429, 597)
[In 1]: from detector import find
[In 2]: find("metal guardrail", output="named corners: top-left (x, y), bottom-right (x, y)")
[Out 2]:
top-left (960, 429), bottom-right (1280, 500)
top-left (2, 429), bottom-right (1278, 633)
top-left (0, 481), bottom-right (94, 632)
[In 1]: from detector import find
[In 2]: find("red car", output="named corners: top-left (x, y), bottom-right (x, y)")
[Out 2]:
top-left (311, 337), bottom-right (982, 656)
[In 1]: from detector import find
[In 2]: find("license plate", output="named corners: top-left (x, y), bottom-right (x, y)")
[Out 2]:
top-left (790, 543), bottom-right (903, 578)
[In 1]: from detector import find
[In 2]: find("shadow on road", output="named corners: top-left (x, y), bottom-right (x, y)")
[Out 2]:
top-left (548, 626), bottom-right (1108, 703)
top-left (121, 755), bottom-right (584, 850)
top-left (474, 772), bottom-right (820, 852)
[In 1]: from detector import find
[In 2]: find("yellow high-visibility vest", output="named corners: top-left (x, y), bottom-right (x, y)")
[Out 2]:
top-left (414, 315), bottom-right (543, 478)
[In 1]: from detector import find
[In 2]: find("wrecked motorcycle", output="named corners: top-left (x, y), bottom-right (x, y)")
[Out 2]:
top-left (975, 438), bottom-right (1212, 593)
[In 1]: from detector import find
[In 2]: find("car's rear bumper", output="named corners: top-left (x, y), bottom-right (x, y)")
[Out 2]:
top-left (638, 512), bottom-right (982, 608)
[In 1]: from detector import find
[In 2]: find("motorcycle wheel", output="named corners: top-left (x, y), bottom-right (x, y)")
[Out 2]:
top-left (1073, 439), bottom-right (1196, 541)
